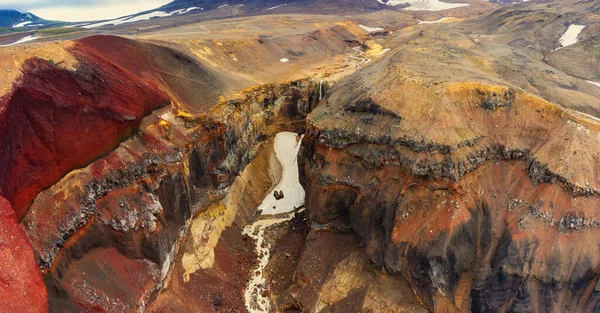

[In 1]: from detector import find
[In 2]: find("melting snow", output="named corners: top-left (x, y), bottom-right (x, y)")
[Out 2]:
top-left (280, 58), bottom-right (290, 63)
top-left (376, 0), bottom-right (469, 11)
top-left (359, 24), bottom-right (385, 32)
top-left (243, 132), bottom-right (305, 313)
top-left (12, 21), bottom-right (32, 28)
top-left (256, 132), bottom-right (304, 215)
top-left (83, 7), bottom-right (200, 28)
top-left (63, 23), bottom-right (91, 28)
top-left (265, 3), bottom-right (287, 11)
top-left (0, 35), bottom-right (38, 47)
top-left (558, 24), bottom-right (586, 49)
top-left (587, 81), bottom-right (600, 88)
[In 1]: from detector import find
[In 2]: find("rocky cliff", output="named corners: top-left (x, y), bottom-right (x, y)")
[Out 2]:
top-left (24, 75), bottom-right (321, 311)
top-left (303, 51), bottom-right (600, 312)
top-left (0, 26), bottom-right (339, 310)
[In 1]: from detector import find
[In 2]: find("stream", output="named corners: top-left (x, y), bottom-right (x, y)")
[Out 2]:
top-left (243, 132), bottom-right (305, 313)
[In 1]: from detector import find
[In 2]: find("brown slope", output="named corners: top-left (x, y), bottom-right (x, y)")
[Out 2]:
top-left (76, 35), bottom-right (251, 113)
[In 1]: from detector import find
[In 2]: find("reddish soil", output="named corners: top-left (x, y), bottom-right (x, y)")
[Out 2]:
top-left (0, 45), bottom-right (169, 219)
top-left (76, 35), bottom-right (233, 113)
top-left (58, 247), bottom-right (160, 312)
top-left (0, 196), bottom-right (48, 313)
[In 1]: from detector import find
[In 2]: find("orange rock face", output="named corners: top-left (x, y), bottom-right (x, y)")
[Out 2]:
top-left (304, 74), bottom-right (600, 312)
top-left (0, 196), bottom-right (48, 313)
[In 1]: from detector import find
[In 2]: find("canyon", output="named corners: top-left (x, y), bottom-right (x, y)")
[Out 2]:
top-left (0, 0), bottom-right (600, 312)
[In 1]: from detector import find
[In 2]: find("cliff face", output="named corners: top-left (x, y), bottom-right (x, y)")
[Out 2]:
top-left (294, 4), bottom-right (600, 309)
top-left (304, 57), bottom-right (600, 311)
top-left (0, 15), bottom-right (359, 309)
top-left (24, 78), bottom-right (320, 312)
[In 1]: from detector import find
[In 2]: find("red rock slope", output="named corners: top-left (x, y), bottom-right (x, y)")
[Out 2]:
top-left (0, 43), bottom-right (169, 219)
top-left (0, 196), bottom-right (47, 312)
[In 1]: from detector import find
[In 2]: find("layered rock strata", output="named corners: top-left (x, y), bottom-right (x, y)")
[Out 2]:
top-left (304, 73), bottom-right (600, 312)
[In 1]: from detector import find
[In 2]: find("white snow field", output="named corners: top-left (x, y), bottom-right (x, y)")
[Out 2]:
top-left (359, 24), bottom-right (385, 32)
top-left (83, 7), bottom-right (200, 28)
top-left (376, 0), bottom-right (469, 11)
top-left (0, 35), bottom-right (38, 47)
top-left (558, 24), bottom-right (586, 48)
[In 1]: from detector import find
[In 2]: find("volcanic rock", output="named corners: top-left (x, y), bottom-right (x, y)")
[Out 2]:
top-left (304, 35), bottom-right (600, 311)
top-left (0, 196), bottom-right (47, 313)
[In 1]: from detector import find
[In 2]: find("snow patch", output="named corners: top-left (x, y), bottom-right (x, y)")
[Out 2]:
top-left (558, 24), bottom-right (586, 49)
top-left (217, 4), bottom-right (229, 9)
top-left (376, 0), bottom-right (469, 11)
top-left (0, 35), bottom-right (38, 47)
top-left (280, 58), bottom-right (290, 63)
top-left (12, 21), bottom-right (32, 28)
top-left (62, 23), bottom-right (91, 28)
top-left (359, 24), bottom-right (385, 32)
top-left (83, 7), bottom-right (200, 28)
top-left (257, 132), bottom-right (304, 215)
top-left (180, 7), bottom-right (200, 13)
top-left (265, 3), bottom-right (287, 11)
top-left (419, 17), bottom-right (453, 24)
top-left (587, 81), bottom-right (600, 88)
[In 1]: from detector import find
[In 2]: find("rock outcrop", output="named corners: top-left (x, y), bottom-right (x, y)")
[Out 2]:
top-left (304, 49), bottom-right (600, 311)
top-left (0, 23), bottom-right (350, 309)
top-left (19, 72), bottom-right (321, 311)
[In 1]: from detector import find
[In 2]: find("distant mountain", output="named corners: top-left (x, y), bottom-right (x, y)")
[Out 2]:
top-left (79, 0), bottom-right (386, 29)
top-left (486, 0), bottom-right (531, 3)
top-left (0, 10), bottom-right (49, 28)
top-left (158, 0), bottom-right (385, 13)
top-left (77, 0), bottom-right (489, 30)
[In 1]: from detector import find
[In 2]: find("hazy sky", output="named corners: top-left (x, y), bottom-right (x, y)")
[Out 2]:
top-left (0, 0), bottom-right (173, 22)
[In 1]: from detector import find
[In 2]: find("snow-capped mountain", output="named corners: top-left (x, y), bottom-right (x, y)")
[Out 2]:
top-left (0, 10), bottom-right (50, 28)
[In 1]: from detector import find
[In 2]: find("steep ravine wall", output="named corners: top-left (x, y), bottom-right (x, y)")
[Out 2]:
top-left (21, 78), bottom-right (322, 312)
top-left (303, 83), bottom-right (600, 312)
